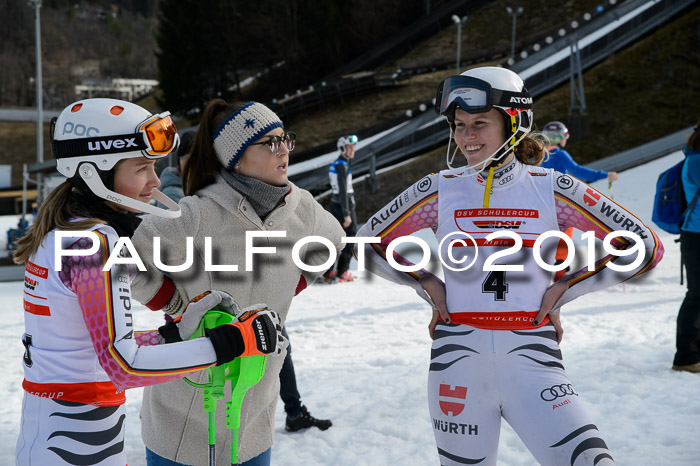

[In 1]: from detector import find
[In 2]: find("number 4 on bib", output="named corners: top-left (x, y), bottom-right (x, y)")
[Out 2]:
top-left (482, 271), bottom-right (508, 301)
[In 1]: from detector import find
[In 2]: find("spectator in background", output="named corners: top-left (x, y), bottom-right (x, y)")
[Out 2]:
top-left (155, 130), bottom-right (194, 207)
top-left (322, 134), bottom-right (359, 283)
top-left (540, 121), bottom-right (619, 183)
top-left (673, 121), bottom-right (700, 373)
top-left (540, 121), bottom-right (619, 281)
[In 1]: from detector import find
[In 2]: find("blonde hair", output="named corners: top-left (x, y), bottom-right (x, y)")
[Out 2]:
top-left (13, 181), bottom-right (104, 264)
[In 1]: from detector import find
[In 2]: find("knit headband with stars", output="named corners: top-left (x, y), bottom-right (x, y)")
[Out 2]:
top-left (212, 101), bottom-right (283, 171)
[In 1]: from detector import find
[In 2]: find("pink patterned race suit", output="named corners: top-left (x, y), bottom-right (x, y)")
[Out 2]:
top-left (17, 224), bottom-right (217, 466)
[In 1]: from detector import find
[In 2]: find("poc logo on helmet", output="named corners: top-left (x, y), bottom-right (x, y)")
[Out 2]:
top-left (88, 138), bottom-right (138, 152)
top-left (509, 96), bottom-right (532, 104)
top-left (62, 122), bottom-right (99, 137)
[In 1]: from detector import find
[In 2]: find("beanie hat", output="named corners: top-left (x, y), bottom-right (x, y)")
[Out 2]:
top-left (212, 102), bottom-right (283, 171)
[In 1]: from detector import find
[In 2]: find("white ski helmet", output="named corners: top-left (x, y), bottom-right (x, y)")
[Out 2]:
top-left (337, 134), bottom-right (358, 154)
top-left (51, 98), bottom-right (182, 218)
top-left (435, 66), bottom-right (533, 175)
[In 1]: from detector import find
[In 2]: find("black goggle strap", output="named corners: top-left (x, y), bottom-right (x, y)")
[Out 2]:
top-left (49, 117), bottom-right (57, 143)
top-left (491, 88), bottom-right (533, 110)
top-left (436, 75), bottom-right (530, 105)
top-left (52, 133), bottom-right (149, 159)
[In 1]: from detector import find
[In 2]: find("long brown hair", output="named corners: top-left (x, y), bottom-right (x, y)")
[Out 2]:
top-left (13, 181), bottom-right (105, 264)
top-left (514, 131), bottom-right (548, 166)
top-left (182, 99), bottom-right (246, 196)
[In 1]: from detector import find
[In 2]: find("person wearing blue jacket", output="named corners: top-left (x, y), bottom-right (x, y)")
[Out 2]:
top-left (673, 122), bottom-right (700, 373)
top-left (541, 121), bottom-right (620, 281)
top-left (540, 121), bottom-right (619, 183)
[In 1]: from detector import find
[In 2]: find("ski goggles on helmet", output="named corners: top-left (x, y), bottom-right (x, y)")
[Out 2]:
top-left (250, 131), bottom-right (296, 155)
top-left (345, 134), bottom-right (358, 145)
top-left (51, 112), bottom-right (179, 160)
top-left (137, 112), bottom-right (179, 156)
top-left (435, 75), bottom-right (532, 120)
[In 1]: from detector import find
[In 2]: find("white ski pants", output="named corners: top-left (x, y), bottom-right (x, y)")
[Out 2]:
top-left (428, 322), bottom-right (615, 466)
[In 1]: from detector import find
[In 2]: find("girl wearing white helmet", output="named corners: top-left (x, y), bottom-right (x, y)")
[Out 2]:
top-left (13, 98), bottom-right (284, 466)
top-left (358, 67), bottom-right (664, 465)
top-left (127, 99), bottom-right (345, 465)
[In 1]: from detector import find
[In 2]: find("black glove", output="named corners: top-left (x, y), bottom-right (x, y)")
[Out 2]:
top-left (205, 306), bottom-right (285, 365)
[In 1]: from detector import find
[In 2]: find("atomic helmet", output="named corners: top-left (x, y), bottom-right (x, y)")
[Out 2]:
top-left (337, 134), bottom-right (358, 154)
top-left (51, 98), bottom-right (181, 218)
top-left (435, 66), bottom-right (533, 176)
top-left (542, 121), bottom-right (569, 146)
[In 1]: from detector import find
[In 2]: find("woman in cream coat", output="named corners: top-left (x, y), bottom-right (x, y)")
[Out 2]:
top-left (130, 100), bottom-right (345, 465)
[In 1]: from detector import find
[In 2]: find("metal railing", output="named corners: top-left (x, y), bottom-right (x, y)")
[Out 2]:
top-left (586, 126), bottom-right (692, 172)
top-left (396, 0), bottom-right (631, 78)
top-left (266, 0), bottom-right (492, 120)
top-left (322, 0), bottom-right (491, 81)
top-left (290, 0), bottom-right (696, 194)
top-left (512, 0), bottom-right (696, 96)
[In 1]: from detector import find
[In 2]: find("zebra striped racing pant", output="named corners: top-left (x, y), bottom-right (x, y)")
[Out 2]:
top-left (16, 392), bottom-right (126, 466)
top-left (428, 322), bottom-right (615, 466)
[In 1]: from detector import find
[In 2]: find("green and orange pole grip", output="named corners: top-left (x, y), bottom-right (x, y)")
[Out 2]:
top-left (184, 310), bottom-right (267, 466)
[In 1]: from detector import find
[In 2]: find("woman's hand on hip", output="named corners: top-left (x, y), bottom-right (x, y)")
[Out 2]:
top-left (420, 275), bottom-right (449, 340)
top-left (534, 281), bottom-right (567, 344)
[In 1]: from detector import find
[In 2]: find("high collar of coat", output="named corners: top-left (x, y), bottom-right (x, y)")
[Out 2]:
top-left (196, 173), bottom-right (300, 226)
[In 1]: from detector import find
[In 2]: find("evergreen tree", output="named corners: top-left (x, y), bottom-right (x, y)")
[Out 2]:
top-left (156, 0), bottom-right (244, 118)
top-left (155, 0), bottom-right (434, 118)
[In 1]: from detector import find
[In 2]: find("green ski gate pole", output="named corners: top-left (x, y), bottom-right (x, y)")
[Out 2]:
top-left (184, 310), bottom-right (267, 465)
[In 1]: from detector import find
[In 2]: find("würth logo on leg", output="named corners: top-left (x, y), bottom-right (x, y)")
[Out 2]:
top-left (439, 384), bottom-right (467, 416)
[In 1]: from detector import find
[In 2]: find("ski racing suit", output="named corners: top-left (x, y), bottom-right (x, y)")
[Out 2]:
top-left (16, 224), bottom-right (218, 466)
top-left (358, 159), bottom-right (664, 466)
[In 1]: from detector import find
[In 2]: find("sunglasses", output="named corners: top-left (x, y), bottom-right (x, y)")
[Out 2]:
top-left (251, 131), bottom-right (296, 155)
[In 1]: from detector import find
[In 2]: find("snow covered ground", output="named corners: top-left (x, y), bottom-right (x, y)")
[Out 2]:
top-left (2, 150), bottom-right (699, 465)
